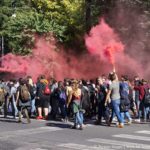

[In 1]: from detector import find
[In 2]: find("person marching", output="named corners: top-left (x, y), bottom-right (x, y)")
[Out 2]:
top-left (105, 72), bottom-right (124, 128)
top-left (68, 80), bottom-right (84, 130)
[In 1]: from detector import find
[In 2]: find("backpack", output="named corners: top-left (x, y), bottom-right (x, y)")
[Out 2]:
top-left (120, 82), bottom-right (130, 112)
top-left (81, 86), bottom-right (90, 109)
top-left (144, 87), bottom-right (150, 105)
top-left (20, 85), bottom-right (30, 102)
top-left (0, 87), bottom-right (5, 102)
top-left (97, 85), bottom-right (107, 103)
top-left (43, 84), bottom-right (51, 95)
top-left (120, 82), bottom-right (129, 99)
top-left (59, 90), bottom-right (66, 102)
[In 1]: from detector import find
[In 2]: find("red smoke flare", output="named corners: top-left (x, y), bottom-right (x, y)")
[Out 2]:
top-left (104, 46), bottom-right (115, 65)
top-left (85, 18), bottom-right (124, 68)
top-left (85, 18), bottom-right (144, 77)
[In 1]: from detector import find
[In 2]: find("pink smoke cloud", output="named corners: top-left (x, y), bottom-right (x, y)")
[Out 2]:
top-left (0, 35), bottom-right (105, 81)
top-left (0, 18), bottom-right (146, 81)
top-left (85, 18), bottom-right (144, 78)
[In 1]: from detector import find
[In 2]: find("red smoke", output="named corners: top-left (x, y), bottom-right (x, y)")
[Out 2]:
top-left (85, 18), bottom-right (124, 68)
top-left (0, 35), bottom-right (104, 81)
top-left (0, 36), bottom-right (68, 81)
top-left (104, 47), bottom-right (115, 65)
top-left (0, 18), bottom-right (145, 81)
top-left (85, 18), bottom-right (143, 77)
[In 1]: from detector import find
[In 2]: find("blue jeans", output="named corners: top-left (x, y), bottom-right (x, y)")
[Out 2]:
top-left (135, 99), bottom-right (141, 119)
top-left (30, 99), bottom-right (36, 114)
top-left (75, 111), bottom-right (83, 125)
top-left (110, 99), bottom-right (123, 123)
top-left (121, 111), bottom-right (131, 123)
top-left (12, 97), bottom-right (18, 117)
top-left (144, 105), bottom-right (150, 120)
top-left (7, 96), bottom-right (18, 117)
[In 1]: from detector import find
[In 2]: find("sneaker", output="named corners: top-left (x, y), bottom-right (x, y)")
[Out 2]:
top-left (36, 116), bottom-right (43, 120)
top-left (112, 117), bottom-right (117, 122)
top-left (27, 118), bottom-right (31, 124)
top-left (17, 120), bottom-right (22, 123)
top-left (79, 125), bottom-right (83, 130)
top-left (127, 119), bottom-right (132, 125)
top-left (116, 122), bottom-right (119, 126)
top-left (76, 124), bottom-right (80, 129)
top-left (134, 119), bottom-right (140, 123)
top-left (106, 119), bottom-right (111, 126)
top-left (117, 123), bottom-right (124, 128)
top-left (60, 118), bottom-right (65, 122)
top-left (44, 116), bottom-right (49, 120)
top-left (64, 117), bottom-right (68, 122)
top-left (30, 114), bottom-right (36, 118)
top-left (71, 125), bottom-right (76, 129)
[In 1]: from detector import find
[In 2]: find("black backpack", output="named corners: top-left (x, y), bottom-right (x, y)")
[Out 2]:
top-left (81, 86), bottom-right (90, 110)
top-left (144, 87), bottom-right (150, 105)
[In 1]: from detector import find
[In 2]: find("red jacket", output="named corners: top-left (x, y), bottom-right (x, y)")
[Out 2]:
top-left (134, 85), bottom-right (145, 101)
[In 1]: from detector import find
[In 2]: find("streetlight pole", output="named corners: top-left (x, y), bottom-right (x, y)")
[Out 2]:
top-left (0, 36), bottom-right (4, 67)
top-left (0, 1), bottom-right (16, 67)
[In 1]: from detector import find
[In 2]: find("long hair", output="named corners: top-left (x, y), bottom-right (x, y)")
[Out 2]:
top-left (72, 80), bottom-right (78, 91)
top-left (72, 80), bottom-right (81, 98)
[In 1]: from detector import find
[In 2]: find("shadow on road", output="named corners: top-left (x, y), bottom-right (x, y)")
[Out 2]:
top-left (0, 117), bottom-right (17, 123)
top-left (46, 122), bottom-right (72, 129)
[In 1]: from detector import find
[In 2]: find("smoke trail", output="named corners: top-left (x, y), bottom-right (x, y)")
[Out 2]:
top-left (85, 18), bottom-right (144, 77)
top-left (0, 35), bottom-right (104, 81)
top-left (107, 1), bottom-right (150, 79)
top-left (0, 18), bottom-right (147, 81)
top-left (85, 19), bottom-right (124, 69)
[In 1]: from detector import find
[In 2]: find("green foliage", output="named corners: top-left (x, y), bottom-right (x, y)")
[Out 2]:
top-left (32, 0), bottom-right (85, 42)
top-left (0, 0), bottom-right (86, 54)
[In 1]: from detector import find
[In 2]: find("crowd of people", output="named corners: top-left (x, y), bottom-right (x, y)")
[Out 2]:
top-left (0, 72), bottom-right (150, 129)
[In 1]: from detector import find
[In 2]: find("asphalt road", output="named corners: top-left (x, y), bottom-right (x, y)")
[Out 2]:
top-left (0, 116), bottom-right (150, 150)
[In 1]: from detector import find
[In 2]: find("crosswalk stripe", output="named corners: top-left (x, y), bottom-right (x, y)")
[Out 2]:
top-left (88, 138), bottom-right (150, 149)
top-left (112, 134), bottom-right (150, 141)
top-left (0, 127), bottom-right (62, 139)
top-left (58, 143), bottom-right (114, 150)
top-left (136, 130), bottom-right (150, 134)
top-left (30, 148), bottom-right (47, 150)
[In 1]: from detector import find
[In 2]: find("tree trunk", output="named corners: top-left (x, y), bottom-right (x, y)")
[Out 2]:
top-left (85, 0), bottom-right (92, 33)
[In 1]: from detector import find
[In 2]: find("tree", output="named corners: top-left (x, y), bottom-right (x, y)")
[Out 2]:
top-left (32, 0), bottom-right (86, 42)
top-left (0, 0), bottom-right (87, 54)
top-left (0, 0), bottom-right (149, 55)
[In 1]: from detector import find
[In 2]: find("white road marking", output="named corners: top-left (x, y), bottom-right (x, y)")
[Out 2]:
top-left (112, 134), bottom-right (150, 141)
top-left (58, 143), bottom-right (115, 150)
top-left (30, 148), bottom-right (47, 150)
top-left (88, 138), bottom-right (150, 149)
top-left (136, 130), bottom-right (150, 134)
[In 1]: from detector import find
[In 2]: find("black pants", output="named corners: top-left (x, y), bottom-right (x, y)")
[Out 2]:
top-left (90, 93), bottom-right (96, 116)
top-left (98, 101), bottom-right (110, 122)
top-left (4, 96), bottom-right (9, 117)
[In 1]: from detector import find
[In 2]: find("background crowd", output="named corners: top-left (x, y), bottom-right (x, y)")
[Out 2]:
top-left (0, 72), bottom-right (150, 129)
